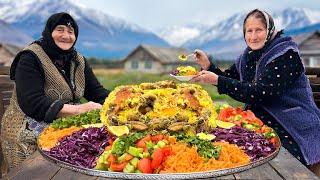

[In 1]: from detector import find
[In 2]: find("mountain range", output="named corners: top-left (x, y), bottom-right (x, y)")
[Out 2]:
top-left (0, 0), bottom-right (169, 59)
top-left (181, 8), bottom-right (320, 59)
top-left (0, 0), bottom-right (320, 60)
top-left (0, 19), bottom-right (33, 46)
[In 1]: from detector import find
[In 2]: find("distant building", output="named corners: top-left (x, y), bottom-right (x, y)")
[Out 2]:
top-left (123, 44), bottom-right (198, 74)
top-left (0, 43), bottom-right (21, 66)
top-left (292, 31), bottom-right (320, 67)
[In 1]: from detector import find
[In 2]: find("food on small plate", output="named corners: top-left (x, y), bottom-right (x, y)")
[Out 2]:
top-left (169, 74), bottom-right (195, 81)
top-left (170, 66), bottom-right (198, 81)
top-left (172, 66), bottom-right (198, 76)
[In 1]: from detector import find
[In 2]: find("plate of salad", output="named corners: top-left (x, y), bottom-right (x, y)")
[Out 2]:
top-left (170, 66), bottom-right (198, 82)
top-left (38, 109), bottom-right (280, 179)
top-left (37, 81), bottom-right (280, 179)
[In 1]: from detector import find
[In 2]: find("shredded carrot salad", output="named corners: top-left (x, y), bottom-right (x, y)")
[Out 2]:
top-left (160, 141), bottom-right (250, 173)
top-left (38, 126), bottom-right (82, 150)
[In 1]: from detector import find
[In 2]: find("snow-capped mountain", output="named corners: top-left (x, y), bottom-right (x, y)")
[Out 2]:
top-left (273, 8), bottom-right (320, 30)
top-left (0, 19), bottom-right (33, 46)
top-left (0, 0), bottom-right (169, 59)
top-left (159, 24), bottom-right (211, 47)
top-left (183, 8), bottom-right (320, 60)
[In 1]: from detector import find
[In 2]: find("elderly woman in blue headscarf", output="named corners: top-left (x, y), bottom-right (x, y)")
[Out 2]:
top-left (1, 12), bottom-right (109, 169)
top-left (191, 9), bottom-right (320, 175)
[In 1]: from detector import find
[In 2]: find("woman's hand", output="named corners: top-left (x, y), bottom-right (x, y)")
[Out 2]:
top-left (57, 101), bottom-right (102, 118)
top-left (193, 49), bottom-right (211, 70)
top-left (190, 70), bottom-right (218, 85)
top-left (77, 101), bottom-right (102, 114)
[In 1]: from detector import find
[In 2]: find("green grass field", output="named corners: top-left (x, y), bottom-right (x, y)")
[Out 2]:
top-left (94, 69), bottom-right (243, 107)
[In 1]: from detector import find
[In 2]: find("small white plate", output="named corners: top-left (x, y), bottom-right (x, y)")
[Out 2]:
top-left (170, 74), bottom-right (195, 81)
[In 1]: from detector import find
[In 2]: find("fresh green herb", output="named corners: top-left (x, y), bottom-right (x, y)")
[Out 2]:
top-left (175, 133), bottom-right (221, 159)
top-left (51, 109), bottom-right (101, 129)
top-left (111, 132), bottom-right (146, 156)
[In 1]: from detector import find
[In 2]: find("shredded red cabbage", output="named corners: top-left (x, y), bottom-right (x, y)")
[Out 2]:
top-left (210, 126), bottom-right (276, 161)
top-left (45, 126), bottom-right (112, 168)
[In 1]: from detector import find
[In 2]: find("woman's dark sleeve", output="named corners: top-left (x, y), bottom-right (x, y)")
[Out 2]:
top-left (206, 56), bottom-right (240, 80)
top-left (83, 59), bottom-right (110, 104)
top-left (217, 50), bottom-right (304, 104)
top-left (15, 52), bottom-right (64, 123)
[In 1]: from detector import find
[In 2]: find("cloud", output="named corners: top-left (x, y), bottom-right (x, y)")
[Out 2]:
top-left (161, 26), bottom-right (201, 46)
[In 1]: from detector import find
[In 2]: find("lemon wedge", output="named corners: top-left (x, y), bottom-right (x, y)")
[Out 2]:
top-left (197, 132), bottom-right (216, 141)
top-left (82, 123), bottom-right (104, 128)
top-left (108, 125), bottom-right (130, 137)
top-left (216, 120), bottom-right (236, 129)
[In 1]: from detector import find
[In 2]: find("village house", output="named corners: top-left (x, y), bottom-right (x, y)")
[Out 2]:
top-left (123, 44), bottom-right (198, 74)
top-left (293, 31), bottom-right (320, 67)
top-left (0, 43), bottom-right (21, 66)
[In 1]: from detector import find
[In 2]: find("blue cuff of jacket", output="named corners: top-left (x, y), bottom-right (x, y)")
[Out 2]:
top-left (200, 55), bottom-right (216, 71)
top-left (217, 75), bottom-right (228, 94)
top-left (44, 100), bottom-right (64, 123)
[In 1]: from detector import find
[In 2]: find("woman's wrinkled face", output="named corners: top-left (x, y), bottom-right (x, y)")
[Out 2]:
top-left (244, 16), bottom-right (267, 50)
top-left (51, 25), bottom-right (76, 50)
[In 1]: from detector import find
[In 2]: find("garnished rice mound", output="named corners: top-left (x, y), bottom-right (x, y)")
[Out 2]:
top-left (160, 142), bottom-right (250, 173)
top-left (38, 126), bottom-right (82, 150)
top-left (101, 80), bottom-right (217, 132)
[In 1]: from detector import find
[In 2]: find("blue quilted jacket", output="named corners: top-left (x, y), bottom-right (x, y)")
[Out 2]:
top-left (235, 36), bottom-right (320, 165)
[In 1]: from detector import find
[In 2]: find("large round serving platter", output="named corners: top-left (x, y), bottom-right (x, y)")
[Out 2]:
top-left (38, 135), bottom-right (281, 179)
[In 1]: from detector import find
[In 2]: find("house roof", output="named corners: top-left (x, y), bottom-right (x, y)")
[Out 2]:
top-left (291, 31), bottom-right (320, 45)
top-left (0, 43), bottom-right (22, 66)
top-left (123, 44), bottom-right (192, 64)
top-left (0, 43), bottom-right (21, 56)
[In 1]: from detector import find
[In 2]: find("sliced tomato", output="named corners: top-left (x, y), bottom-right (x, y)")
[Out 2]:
top-left (107, 154), bottom-right (116, 164)
top-left (151, 149), bottom-right (164, 169)
top-left (270, 137), bottom-right (277, 144)
top-left (144, 147), bottom-right (148, 152)
top-left (137, 158), bottom-right (153, 173)
top-left (136, 134), bottom-right (152, 148)
top-left (235, 107), bottom-right (243, 114)
top-left (161, 146), bottom-right (172, 157)
top-left (136, 140), bottom-right (146, 148)
top-left (241, 110), bottom-right (256, 121)
top-left (219, 108), bottom-right (232, 121)
top-left (151, 134), bottom-right (164, 142)
top-left (110, 162), bottom-right (127, 172)
top-left (142, 134), bottom-right (152, 141)
top-left (253, 118), bottom-right (264, 127)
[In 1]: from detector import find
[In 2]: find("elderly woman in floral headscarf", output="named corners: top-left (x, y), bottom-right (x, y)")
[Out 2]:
top-left (191, 9), bottom-right (320, 175)
top-left (1, 12), bottom-right (109, 169)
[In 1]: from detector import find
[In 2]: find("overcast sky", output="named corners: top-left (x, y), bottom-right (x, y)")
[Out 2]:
top-left (75, 0), bottom-right (320, 32)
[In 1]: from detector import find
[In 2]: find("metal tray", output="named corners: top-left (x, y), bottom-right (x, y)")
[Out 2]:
top-left (38, 136), bottom-right (281, 179)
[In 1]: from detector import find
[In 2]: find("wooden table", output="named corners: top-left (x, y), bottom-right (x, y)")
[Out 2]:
top-left (3, 147), bottom-right (319, 180)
